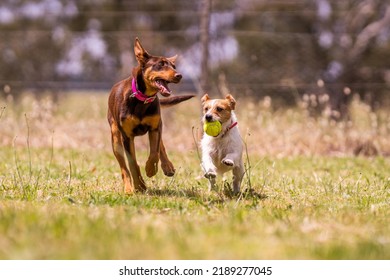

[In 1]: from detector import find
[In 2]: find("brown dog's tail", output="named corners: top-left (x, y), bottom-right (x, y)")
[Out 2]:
top-left (159, 94), bottom-right (195, 107)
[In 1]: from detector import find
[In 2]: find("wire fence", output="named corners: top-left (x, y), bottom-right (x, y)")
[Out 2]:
top-left (0, 0), bottom-right (389, 109)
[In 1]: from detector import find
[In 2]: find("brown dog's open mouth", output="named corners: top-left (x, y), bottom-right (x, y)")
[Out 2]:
top-left (155, 79), bottom-right (171, 96)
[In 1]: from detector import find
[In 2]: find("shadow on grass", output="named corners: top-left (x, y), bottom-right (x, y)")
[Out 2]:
top-left (146, 187), bottom-right (201, 199)
top-left (84, 184), bottom-right (268, 209)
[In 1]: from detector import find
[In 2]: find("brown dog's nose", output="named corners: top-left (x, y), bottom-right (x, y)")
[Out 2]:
top-left (205, 114), bottom-right (213, 122)
top-left (175, 73), bottom-right (182, 81)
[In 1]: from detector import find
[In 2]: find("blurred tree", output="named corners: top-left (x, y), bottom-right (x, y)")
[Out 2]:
top-left (0, 0), bottom-right (68, 92)
top-left (200, 0), bottom-right (211, 93)
top-left (0, 0), bottom-right (199, 94)
top-left (219, 0), bottom-right (322, 101)
top-left (219, 0), bottom-right (390, 115)
top-left (314, 0), bottom-right (390, 117)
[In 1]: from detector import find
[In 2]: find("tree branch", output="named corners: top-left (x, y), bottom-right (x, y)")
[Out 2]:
top-left (349, 6), bottom-right (390, 62)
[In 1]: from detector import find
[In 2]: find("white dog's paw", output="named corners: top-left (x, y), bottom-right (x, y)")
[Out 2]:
top-left (222, 159), bottom-right (234, 166)
top-left (204, 171), bottom-right (217, 179)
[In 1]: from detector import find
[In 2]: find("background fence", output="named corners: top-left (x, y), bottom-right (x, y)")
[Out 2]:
top-left (1, 0), bottom-right (390, 115)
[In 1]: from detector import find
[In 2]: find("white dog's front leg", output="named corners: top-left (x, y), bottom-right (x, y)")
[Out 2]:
top-left (201, 154), bottom-right (217, 191)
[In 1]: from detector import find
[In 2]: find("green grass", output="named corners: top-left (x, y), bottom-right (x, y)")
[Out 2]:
top-left (0, 92), bottom-right (390, 259)
top-left (0, 146), bottom-right (389, 259)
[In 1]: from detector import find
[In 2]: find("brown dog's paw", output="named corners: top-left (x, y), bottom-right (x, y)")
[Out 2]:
top-left (161, 161), bottom-right (175, 177)
top-left (145, 156), bottom-right (159, 177)
top-left (124, 180), bottom-right (135, 195)
top-left (135, 181), bottom-right (147, 193)
top-left (130, 174), bottom-right (147, 193)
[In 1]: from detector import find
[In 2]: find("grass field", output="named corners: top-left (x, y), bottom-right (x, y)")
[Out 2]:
top-left (0, 92), bottom-right (389, 259)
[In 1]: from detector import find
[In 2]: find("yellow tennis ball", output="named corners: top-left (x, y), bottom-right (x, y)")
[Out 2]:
top-left (203, 121), bottom-right (222, 137)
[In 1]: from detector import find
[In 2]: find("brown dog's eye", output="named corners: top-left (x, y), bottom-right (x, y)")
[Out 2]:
top-left (216, 107), bottom-right (223, 112)
top-left (204, 107), bottom-right (209, 112)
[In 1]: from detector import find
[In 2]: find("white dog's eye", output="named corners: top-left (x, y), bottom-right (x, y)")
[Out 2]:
top-left (216, 107), bottom-right (223, 112)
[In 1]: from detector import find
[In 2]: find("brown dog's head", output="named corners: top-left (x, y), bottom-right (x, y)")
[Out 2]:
top-left (201, 93), bottom-right (236, 124)
top-left (134, 38), bottom-right (182, 97)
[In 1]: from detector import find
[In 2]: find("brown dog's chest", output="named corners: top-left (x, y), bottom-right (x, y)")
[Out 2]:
top-left (119, 98), bottom-right (161, 137)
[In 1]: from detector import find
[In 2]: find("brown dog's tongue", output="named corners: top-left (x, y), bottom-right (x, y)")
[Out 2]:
top-left (156, 79), bottom-right (171, 96)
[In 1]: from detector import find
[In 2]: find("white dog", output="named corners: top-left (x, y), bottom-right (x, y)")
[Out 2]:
top-left (200, 93), bottom-right (244, 193)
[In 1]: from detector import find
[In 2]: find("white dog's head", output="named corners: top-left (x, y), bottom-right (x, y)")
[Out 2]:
top-left (201, 93), bottom-right (236, 124)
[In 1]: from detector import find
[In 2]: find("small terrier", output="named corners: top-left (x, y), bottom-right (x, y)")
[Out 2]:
top-left (200, 93), bottom-right (244, 193)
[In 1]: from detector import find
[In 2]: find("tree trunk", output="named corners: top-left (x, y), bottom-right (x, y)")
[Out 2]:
top-left (200, 0), bottom-right (211, 94)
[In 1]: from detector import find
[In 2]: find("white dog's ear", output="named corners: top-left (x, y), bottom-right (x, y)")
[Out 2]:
top-left (225, 94), bottom-right (236, 110)
top-left (201, 93), bottom-right (210, 105)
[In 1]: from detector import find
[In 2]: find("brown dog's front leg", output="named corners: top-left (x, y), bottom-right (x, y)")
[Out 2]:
top-left (160, 139), bottom-right (175, 177)
top-left (125, 136), bottom-right (147, 192)
top-left (145, 129), bottom-right (160, 177)
top-left (110, 124), bottom-right (135, 194)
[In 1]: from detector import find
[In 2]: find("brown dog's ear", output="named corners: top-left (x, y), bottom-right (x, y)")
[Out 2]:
top-left (201, 93), bottom-right (210, 105)
top-left (225, 94), bottom-right (236, 110)
top-left (167, 54), bottom-right (178, 65)
top-left (134, 37), bottom-right (150, 65)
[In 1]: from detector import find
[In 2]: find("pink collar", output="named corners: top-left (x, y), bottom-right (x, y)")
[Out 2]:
top-left (131, 78), bottom-right (157, 104)
top-left (220, 121), bottom-right (238, 138)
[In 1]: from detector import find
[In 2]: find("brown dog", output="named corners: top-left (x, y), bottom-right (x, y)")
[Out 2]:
top-left (107, 38), bottom-right (194, 194)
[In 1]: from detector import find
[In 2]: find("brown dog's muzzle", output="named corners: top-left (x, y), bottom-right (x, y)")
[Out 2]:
top-left (173, 73), bottom-right (182, 83)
